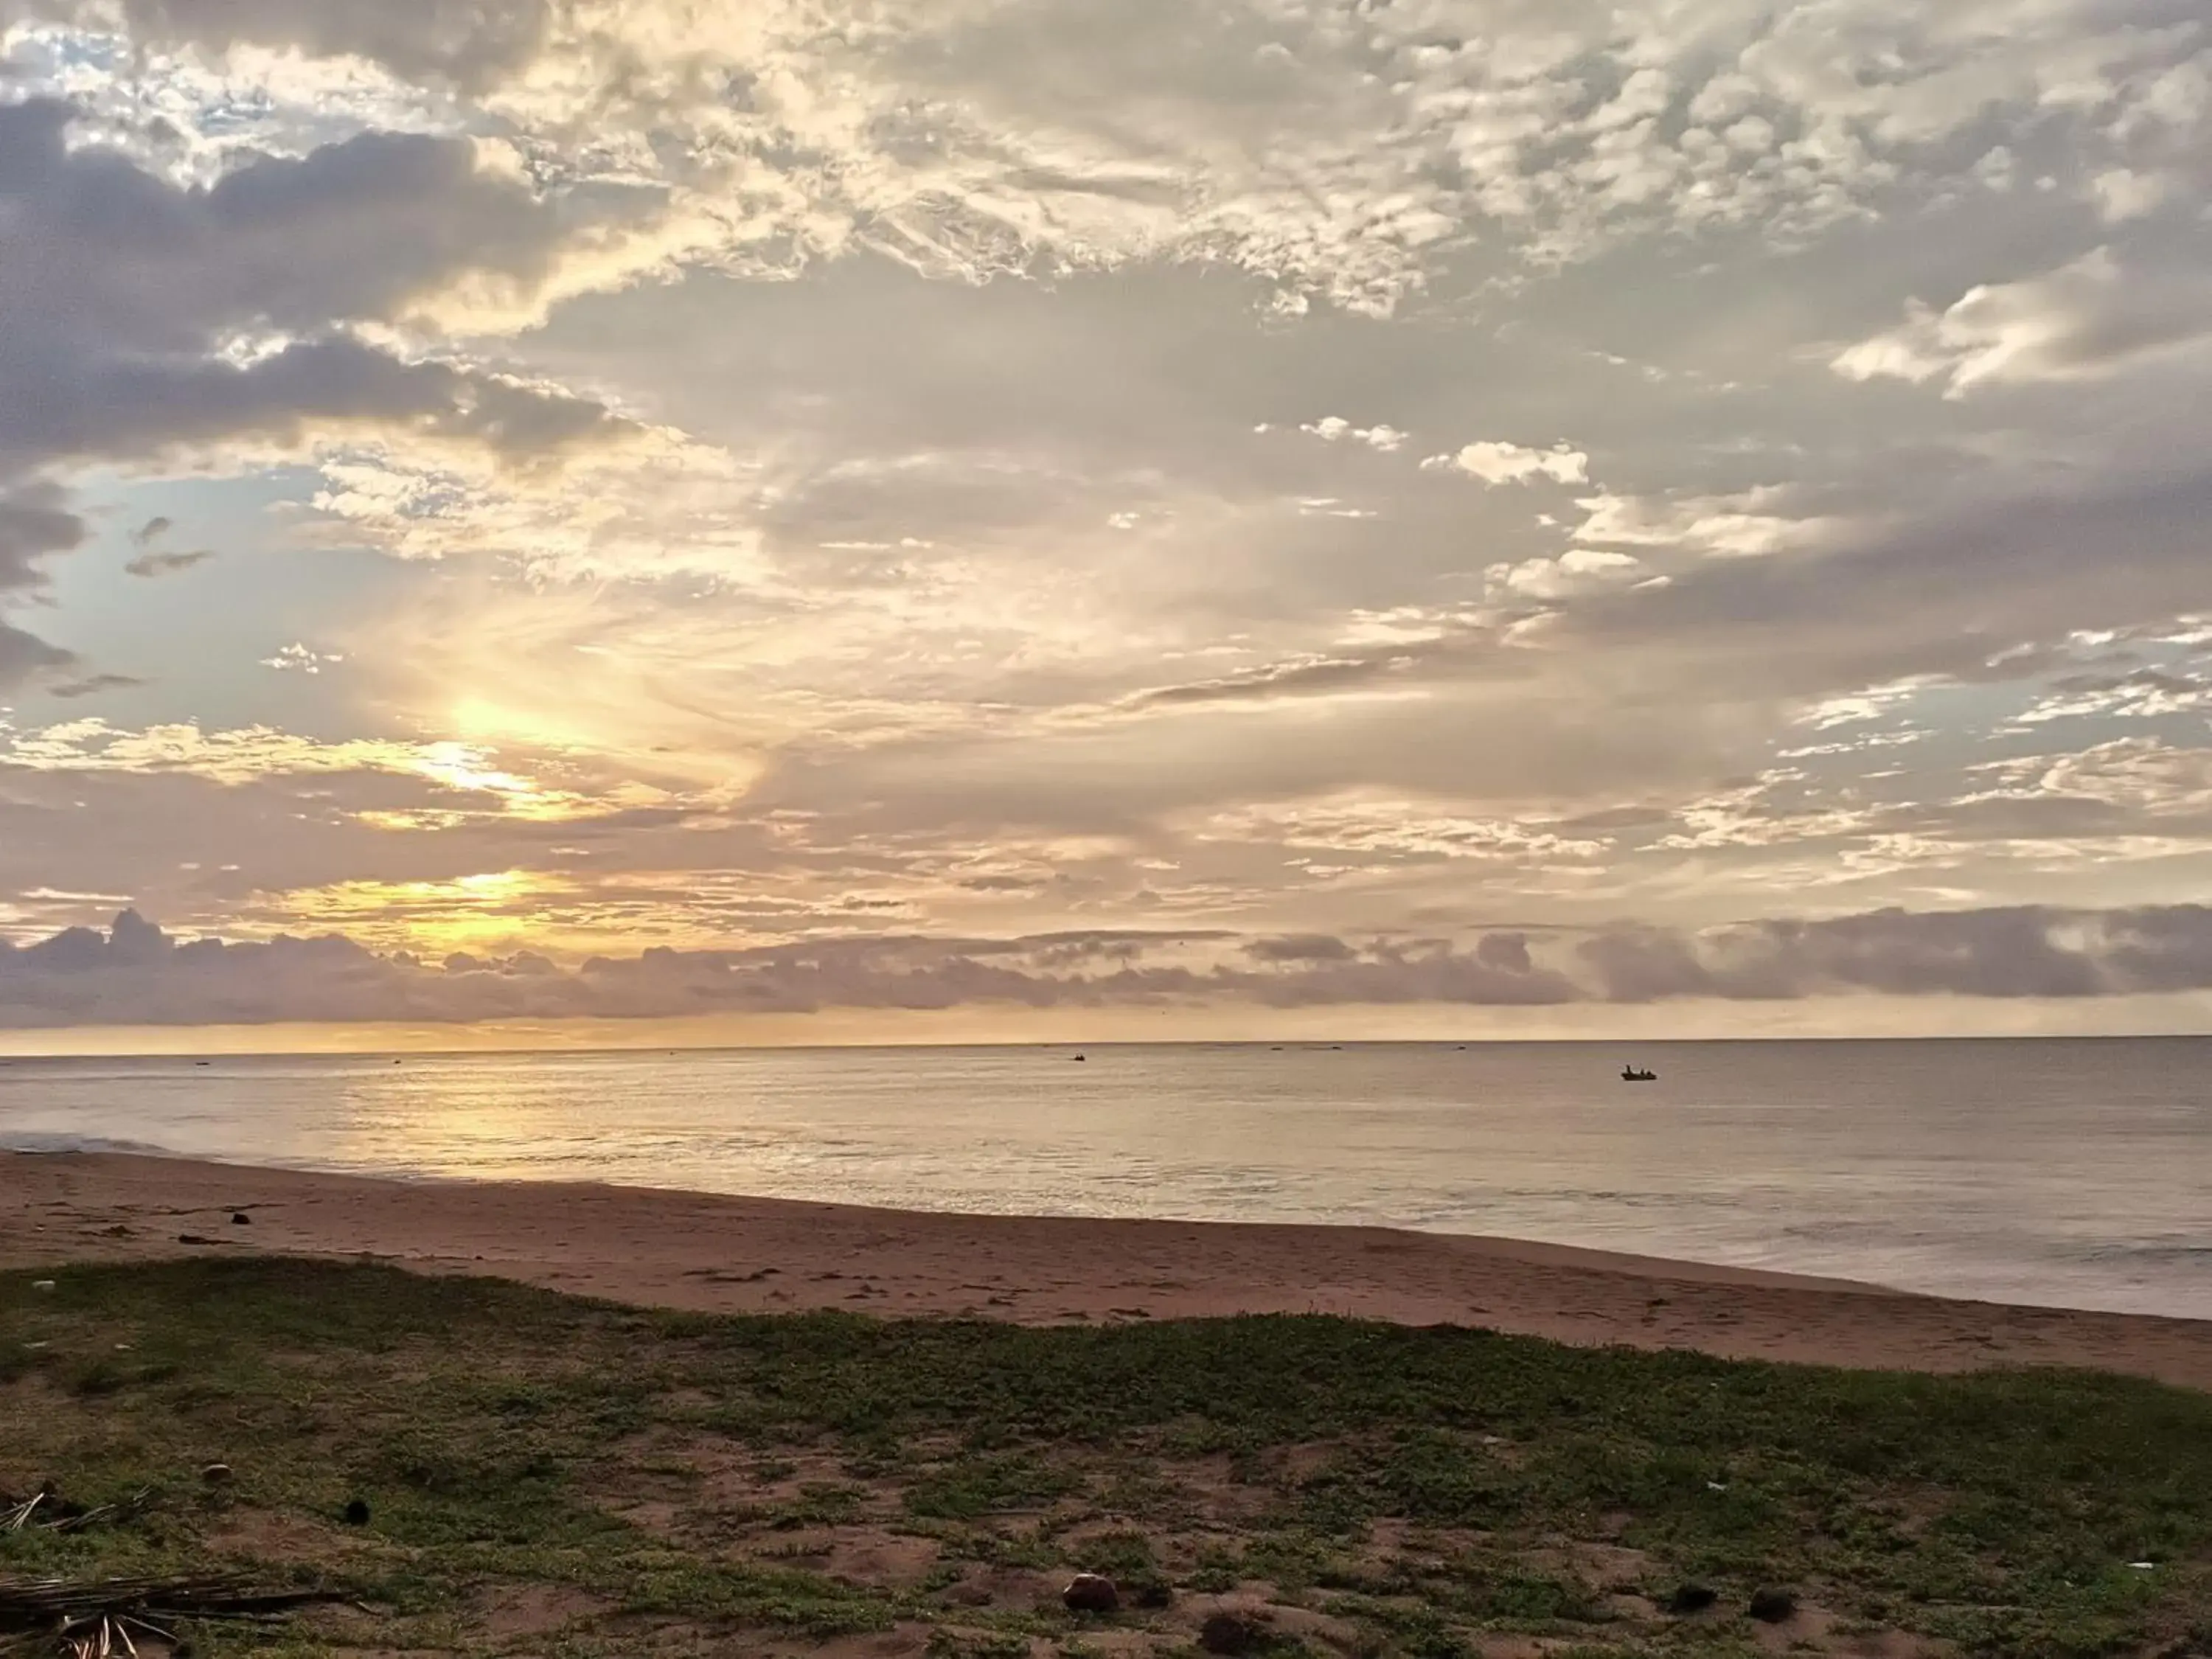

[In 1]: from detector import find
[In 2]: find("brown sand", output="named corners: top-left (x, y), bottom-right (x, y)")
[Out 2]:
top-left (5, 1150), bottom-right (2210, 1390)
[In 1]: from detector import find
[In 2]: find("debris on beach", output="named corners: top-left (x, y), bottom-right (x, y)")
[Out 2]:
top-left (0, 1573), bottom-right (325, 1656)
top-left (2, 1488), bottom-right (156, 1537)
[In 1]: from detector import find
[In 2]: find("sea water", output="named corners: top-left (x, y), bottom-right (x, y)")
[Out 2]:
top-left (1, 1038), bottom-right (2207, 1318)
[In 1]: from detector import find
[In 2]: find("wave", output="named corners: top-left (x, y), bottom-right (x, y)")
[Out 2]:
top-left (1, 1131), bottom-right (180, 1157)
top-left (2077, 1242), bottom-right (2212, 1267)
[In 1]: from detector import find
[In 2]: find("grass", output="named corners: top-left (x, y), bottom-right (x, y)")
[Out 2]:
top-left (0, 1256), bottom-right (2206, 1656)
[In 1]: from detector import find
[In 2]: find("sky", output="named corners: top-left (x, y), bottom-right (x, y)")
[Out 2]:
top-left (3, 0), bottom-right (2212, 1047)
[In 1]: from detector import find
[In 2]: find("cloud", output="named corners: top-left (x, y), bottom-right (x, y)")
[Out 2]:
top-left (1245, 933), bottom-right (1357, 964)
top-left (7, 901), bottom-right (2212, 1029)
top-left (6, 0), bottom-right (2212, 1032)
top-left (0, 97), bottom-right (638, 480)
top-left (1421, 442), bottom-right (1590, 487)
top-left (1832, 248), bottom-right (2212, 395)
top-left (2090, 168), bottom-right (2172, 223)
top-left (124, 548), bottom-right (217, 577)
top-left (0, 625), bottom-right (79, 687)
top-left (0, 481), bottom-right (87, 687)
top-left (0, 91), bottom-right (648, 703)
top-left (38, 0), bottom-right (2180, 321)
top-left (46, 673), bottom-right (147, 700)
top-left (1577, 908), bottom-right (2129, 1002)
top-left (18, 0), bottom-right (553, 89)
top-left (121, 513), bottom-right (212, 577)
top-left (2014, 667), bottom-right (2212, 726)
top-left (1197, 799), bottom-right (1606, 865)
top-left (260, 644), bottom-right (344, 675)
top-left (1125, 655), bottom-right (1411, 711)
top-left (1298, 417), bottom-right (1407, 451)
top-left (0, 483), bottom-right (83, 594)
top-left (1489, 547), bottom-right (1646, 602)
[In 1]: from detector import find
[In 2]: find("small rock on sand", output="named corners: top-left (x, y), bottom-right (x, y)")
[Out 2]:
top-left (1199, 1610), bottom-right (1270, 1654)
top-left (1748, 1587), bottom-right (1797, 1623)
top-left (1062, 1573), bottom-right (1119, 1613)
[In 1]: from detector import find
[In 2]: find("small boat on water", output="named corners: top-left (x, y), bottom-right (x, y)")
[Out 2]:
top-left (1620, 1065), bottom-right (1658, 1082)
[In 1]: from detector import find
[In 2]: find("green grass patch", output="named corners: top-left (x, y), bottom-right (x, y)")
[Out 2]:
top-left (1, 1256), bottom-right (2208, 1657)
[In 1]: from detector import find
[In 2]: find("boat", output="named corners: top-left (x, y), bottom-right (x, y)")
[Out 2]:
top-left (1620, 1065), bottom-right (1658, 1082)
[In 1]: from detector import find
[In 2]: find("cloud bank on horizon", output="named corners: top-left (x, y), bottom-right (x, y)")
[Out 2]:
top-left (8, 903), bottom-right (2212, 1030)
top-left (1, 0), bottom-right (2211, 1034)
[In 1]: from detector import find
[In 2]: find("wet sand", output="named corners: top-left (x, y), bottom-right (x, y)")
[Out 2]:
top-left (5, 1150), bottom-right (2210, 1389)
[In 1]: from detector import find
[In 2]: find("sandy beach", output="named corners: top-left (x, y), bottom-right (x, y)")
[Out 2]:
top-left (6, 1149), bottom-right (2211, 1391)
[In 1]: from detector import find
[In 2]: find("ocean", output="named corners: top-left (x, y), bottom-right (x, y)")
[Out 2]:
top-left (1, 1038), bottom-right (2207, 1319)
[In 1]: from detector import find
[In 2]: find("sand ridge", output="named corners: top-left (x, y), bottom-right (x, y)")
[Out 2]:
top-left (5, 1150), bottom-right (2210, 1391)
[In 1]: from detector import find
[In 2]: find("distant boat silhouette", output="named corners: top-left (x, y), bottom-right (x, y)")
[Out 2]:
top-left (1621, 1065), bottom-right (1658, 1082)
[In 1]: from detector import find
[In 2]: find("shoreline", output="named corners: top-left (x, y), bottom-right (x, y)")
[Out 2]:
top-left (7, 1149), bottom-right (2212, 1390)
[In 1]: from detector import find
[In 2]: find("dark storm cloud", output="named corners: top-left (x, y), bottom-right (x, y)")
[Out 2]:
top-left (0, 486), bottom-right (86, 591)
top-left (6, 332), bottom-right (626, 473)
top-left (0, 97), bottom-right (631, 479)
top-left (7, 903), bottom-right (2212, 1029)
top-left (0, 483), bottom-right (86, 686)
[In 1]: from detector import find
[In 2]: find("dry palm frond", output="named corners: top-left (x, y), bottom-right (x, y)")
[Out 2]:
top-left (42, 1492), bottom-right (155, 1537)
top-left (0, 1574), bottom-right (324, 1656)
top-left (0, 1491), bottom-right (154, 1539)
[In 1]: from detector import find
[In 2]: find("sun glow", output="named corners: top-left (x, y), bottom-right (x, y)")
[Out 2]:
top-left (266, 871), bottom-right (577, 953)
